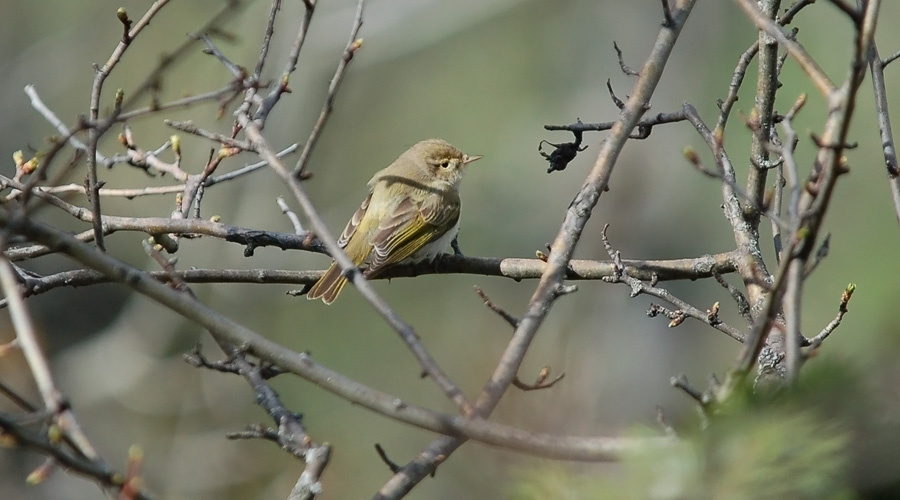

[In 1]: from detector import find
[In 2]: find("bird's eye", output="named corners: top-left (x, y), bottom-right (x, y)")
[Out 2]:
top-left (440, 159), bottom-right (451, 169)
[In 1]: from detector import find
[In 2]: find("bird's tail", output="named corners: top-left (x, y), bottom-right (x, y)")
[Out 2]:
top-left (306, 262), bottom-right (349, 304)
top-left (307, 239), bottom-right (371, 304)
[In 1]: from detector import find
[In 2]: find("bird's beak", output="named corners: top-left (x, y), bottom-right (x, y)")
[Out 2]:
top-left (463, 154), bottom-right (483, 165)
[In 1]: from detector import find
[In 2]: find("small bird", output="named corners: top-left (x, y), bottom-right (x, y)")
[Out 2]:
top-left (307, 139), bottom-right (481, 304)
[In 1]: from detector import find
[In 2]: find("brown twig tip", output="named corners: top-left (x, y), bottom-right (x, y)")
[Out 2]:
top-left (787, 92), bottom-right (807, 118)
top-left (809, 132), bottom-right (858, 151)
top-left (183, 344), bottom-right (240, 374)
top-left (606, 79), bottom-right (625, 109)
top-left (613, 41), bottom-right (639, 76)
top-left (600, 223), bottom-right (615, 257)
top-left (374, 444), bottom-right (401, 473)
top-left (803, 283), bottom-right (856, 355)
top-left (670, 374), bottom-right (704, 405)
top-left (512, 366), bottom-right (566, 392)
top-left (881, 47), bottom-right (900, 67)
top-left (684, 146), bottom-right (718, 178)
top-left (226, 424), bottom-right (279, 442)
top-left (474, 286), bottom-right (520, 328)
top-left (840, 283), bottom-right (856, 311)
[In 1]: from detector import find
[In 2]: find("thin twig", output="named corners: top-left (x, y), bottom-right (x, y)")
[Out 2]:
top-left (735, 0), bottom-right (836, 96)
top-left (255, 0), bottom-right (316, 123)
top-left (292, 0), bottom-right (365, 177)
top-left (869, 42), bottom-right (900, 225)
top-left (544, 110), bottom-right (686, 134)
top-left (253, 0), bottom-right (283, 80)
top-left (745, 0), bottom-right (780, 230)
top-left (602, 226), bottom-right (745, 342)
top-left (23, 85), bottom-right (104, 164)
top-left (11, 144), bottom-right (298, 200)
top-left (86, 1), bottom-right (173, 250)
top-left (121, 0), bottom-right (249, 109)
top-left (474, 286), bottom-right (520, 328)
top-left (164, 120), bottom-right (252, 151)
top-left (374, 444), bottom-right (401, 474)
top-left (277, 197), bottom-right (304, 234)
top-left (116, 84), bottom-right (245, 122)
top-left (682, 103), bottom-right (789, 232)
top-left (804, 283), bottom-right (854, 353)
top-left (613, 41), bottom-right (639, 76)
top-left (512, 367), bottom-right (565, 392)
top-left (712, 269), bottom-right (752, 323)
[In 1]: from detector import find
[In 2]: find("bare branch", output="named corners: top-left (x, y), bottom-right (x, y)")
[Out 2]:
top-left (277, 197), bottom-right (304, 235)
top-left (293, 0), bottom-right (365, 178)
top-left (735, 0), bottom-right (836, 96)
top-left (613, 41), bottom-right (639, 76)
top-left (869, 42), bottom-right (900, 225)
top-left (474, 286), bottom-right (520, 328)
top-left (804, 283), bottom-right (855, 353)
top-left (512, 367), bottom-right (565, 392)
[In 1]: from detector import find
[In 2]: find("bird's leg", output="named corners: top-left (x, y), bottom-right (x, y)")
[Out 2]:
top-left (450, 234), bottom-right (464, 257)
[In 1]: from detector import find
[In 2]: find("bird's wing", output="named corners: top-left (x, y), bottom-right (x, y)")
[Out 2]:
top-left (368, 192), bottom-right (459, 273)
top-left (336, 193), bottom-right (371, 248)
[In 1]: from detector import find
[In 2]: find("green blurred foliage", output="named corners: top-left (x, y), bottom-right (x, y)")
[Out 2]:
top-left (511, 410), bottom-right (853, 500)
top-left (510, 368), bottom-right (865, 500)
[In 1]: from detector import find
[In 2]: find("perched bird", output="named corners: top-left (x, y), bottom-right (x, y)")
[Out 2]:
top-left (307, 139), bottom-right (481, 304)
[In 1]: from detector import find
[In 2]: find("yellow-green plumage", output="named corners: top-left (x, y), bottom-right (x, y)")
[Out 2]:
top-left (307, 139), bottom-right (480, 304)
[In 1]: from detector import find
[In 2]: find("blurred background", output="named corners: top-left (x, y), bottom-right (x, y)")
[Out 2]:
top-left (1, 0), bottom-right (900, 498)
